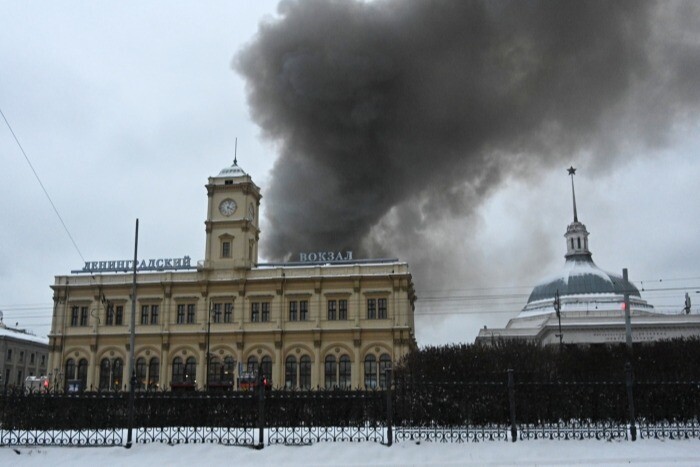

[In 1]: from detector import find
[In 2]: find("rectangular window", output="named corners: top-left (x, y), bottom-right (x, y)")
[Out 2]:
top-left (186, 304), bottom-right (196, 324)
top-left (115, 305), bottom-right (123, 325)
top-left (289, 301), bottom-right (298, 321)
top-left (106, 306), bottom-right (114, 325)
top-left (79, 306), bottom-right (88, 326)
top-left (367, 299), bottom-right (376, 319)
top-left (300, 300), bottom-right (308, 321)
top-left (41, 355), bottom-right (46, 366)
top-left (30, 353), bottom-right (35, 364)
top-left (339, 299), bottom-right (348, 320)
top-left (222, 241), bottom-right (231, 258)
top-left (70, 306), bottom-right (79, 326)
top-left (378, 298), bottom-right (387, 319)
top-left (251, 303), bottom-right (260, 322)
top-left (327, 300), bottom-right (337, 320)
top-left (19, 351), bottom-right (24, 363)
top-left (6, 349), bottom-right (11, 361)
top-left (261, 302), bottom-right (270, 322)
top-left (150, 305), bottom-right (159, 324)
top-left (141, 305), bottom-right (149, 325)
top-left (212, 303), bottom-right (222, 323)
top-left (224, 303), bottom-right (233, 323)
top-left (177, 304), bottom-right (185, 324)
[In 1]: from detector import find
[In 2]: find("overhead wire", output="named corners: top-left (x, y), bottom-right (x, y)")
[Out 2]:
top-left (0, 106), bottom-right (87, 264)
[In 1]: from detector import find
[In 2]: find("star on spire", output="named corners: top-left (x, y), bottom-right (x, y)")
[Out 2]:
top-left (568, 166), bottom-right (578, 222)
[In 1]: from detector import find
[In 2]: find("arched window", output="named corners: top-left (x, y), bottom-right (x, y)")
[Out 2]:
top-left (64, 358), bottom-right (76, 381)
top-left (112, 358), bottom-right (123, 390)
top-left (299, 356), bottom-right (311, 389)
top-left (209, 357), bottom-right (222, 384)
top-left (324, 355), bottom-right (337, 389)
top-left (99, 358), bottom-right (111, 390)
top-left (379, 354), bottom-right (392, 389)
top-left (136, 357), bottom-right (147, 389)
top-left (184, 357), bottom-right (197, 383)
top-left (364, 355), bottom-right (377, 389)
top-left (172, 357), bottom-right (184, 384)
top-left (285, 356), bottom-right (297, 388)
top-left (247, 356), bottom-right (258, 373)
top-left (261, 356), bottom-right (272, 381)
top-left (77, 359), bottom-right (88, 390)
top-left (148, 357), bottom-right (160, 389)
top-left (339, 355), bottom-right (351, 389)
top-left (223, 356), bottom-right (235, 384)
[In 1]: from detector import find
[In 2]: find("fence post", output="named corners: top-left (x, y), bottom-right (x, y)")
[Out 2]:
top-left (385, 368), bottom-right (393, 447)
top-left (624, 362), bottom-right (637, 441)
top-left (256, 368), bottom-right (265, 449)
top-left (507, 369), bottom-right (517, 442)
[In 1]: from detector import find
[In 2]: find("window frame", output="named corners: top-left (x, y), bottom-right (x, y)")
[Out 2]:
top-left (338, 299), bottom-right (348, 320)
top-left (300, 300), bottom-right (308, 321)
top-left (327, 300), bottom-right (337, 320)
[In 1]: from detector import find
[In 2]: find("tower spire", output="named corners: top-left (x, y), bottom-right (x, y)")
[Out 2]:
top-left (234, 137), bottom-right (238, 166)
top-left (568, 166), bottom-right (578, 222)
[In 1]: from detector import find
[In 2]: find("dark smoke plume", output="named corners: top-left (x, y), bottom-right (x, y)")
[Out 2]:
top-left (236, 0), bottom-right (700, 290)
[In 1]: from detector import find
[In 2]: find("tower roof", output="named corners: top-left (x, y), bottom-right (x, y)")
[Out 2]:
top-left (214, 159), bottom-right (247, 179)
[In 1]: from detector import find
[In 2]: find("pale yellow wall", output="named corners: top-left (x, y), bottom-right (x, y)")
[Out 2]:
top-left (48, 164), bottom-right (416, 390)
top-left (49, 263), bottom-right (416, 390)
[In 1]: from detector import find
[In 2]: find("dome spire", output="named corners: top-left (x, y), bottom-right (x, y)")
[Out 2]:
top-left (564, 166), bottom-right (591, 259)
top-left (233, 137), bottom-right (238, 166)
top-left (568, 166), bottom-right (578, 222)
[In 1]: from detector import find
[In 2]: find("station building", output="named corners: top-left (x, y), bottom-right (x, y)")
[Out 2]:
top-left (476, 168), bottom-right (700, 346)
top-left (48, 160), bottom-right (416, 391)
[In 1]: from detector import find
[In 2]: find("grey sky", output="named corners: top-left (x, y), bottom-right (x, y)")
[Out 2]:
top-left (1, 1), bottom-right (699, 345)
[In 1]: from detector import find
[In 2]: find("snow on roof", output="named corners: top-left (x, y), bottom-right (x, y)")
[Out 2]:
top-left (526, 256), bottom-right (640, 304)
top-left (0, 324), bottom-right (49, 345)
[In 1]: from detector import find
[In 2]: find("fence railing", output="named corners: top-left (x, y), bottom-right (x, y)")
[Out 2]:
top-left (1, 368), bottom-right (698, 448)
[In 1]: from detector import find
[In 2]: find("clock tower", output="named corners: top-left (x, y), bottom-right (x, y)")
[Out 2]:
top-left (203, 159), bottom-right (261, 270)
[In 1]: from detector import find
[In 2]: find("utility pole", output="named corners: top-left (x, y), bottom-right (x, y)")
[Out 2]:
top-left (206, 302), bottom-right (212, 391)
top-left (126, 219), bottom-right (139, 448)
top-left (623, 268), bottom-right (632, 351)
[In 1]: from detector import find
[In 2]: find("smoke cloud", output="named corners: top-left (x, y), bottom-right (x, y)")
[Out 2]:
top-left (236, 0), bottom-right (700, 291)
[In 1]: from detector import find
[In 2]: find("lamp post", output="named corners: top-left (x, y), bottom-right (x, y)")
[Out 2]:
top-left (554, 289), bottom-right (563, 350)
top-left (623, 268), bottom-right (632, 351)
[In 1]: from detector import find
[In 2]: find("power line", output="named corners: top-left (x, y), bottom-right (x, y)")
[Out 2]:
top-left (0, 106), bottom-right (87, 264)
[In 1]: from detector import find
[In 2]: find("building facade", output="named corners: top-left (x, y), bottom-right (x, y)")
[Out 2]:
top-left (48, 160), bottom-right (416, 391)
top-left (0, 319), bottom-right (49, 390)
top-left (476, 167), bottom-right (700, 346)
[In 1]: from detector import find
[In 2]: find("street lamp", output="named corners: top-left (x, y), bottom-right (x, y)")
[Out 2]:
top-left (554, 289), bottom-right (563, 349)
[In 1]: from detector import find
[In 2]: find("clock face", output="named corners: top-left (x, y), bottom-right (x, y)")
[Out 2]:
top-left (248, 203), bottom-right (255, 220)
top-left (219, 198), bottom-right (237, 216)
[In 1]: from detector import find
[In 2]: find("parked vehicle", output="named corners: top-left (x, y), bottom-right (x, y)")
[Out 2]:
top-left (24, 375), bottom-right (50, 393)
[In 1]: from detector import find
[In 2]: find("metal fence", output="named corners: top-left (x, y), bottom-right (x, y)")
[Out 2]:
top-left (1, 369), bottom-right (698, 448)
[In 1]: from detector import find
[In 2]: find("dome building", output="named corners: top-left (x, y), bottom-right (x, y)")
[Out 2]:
top-left (476, 167), bottom-right (700, 346)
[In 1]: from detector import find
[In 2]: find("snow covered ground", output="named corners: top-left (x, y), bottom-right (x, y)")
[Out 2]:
top-left (2, 438), bottom-right (699, 466)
